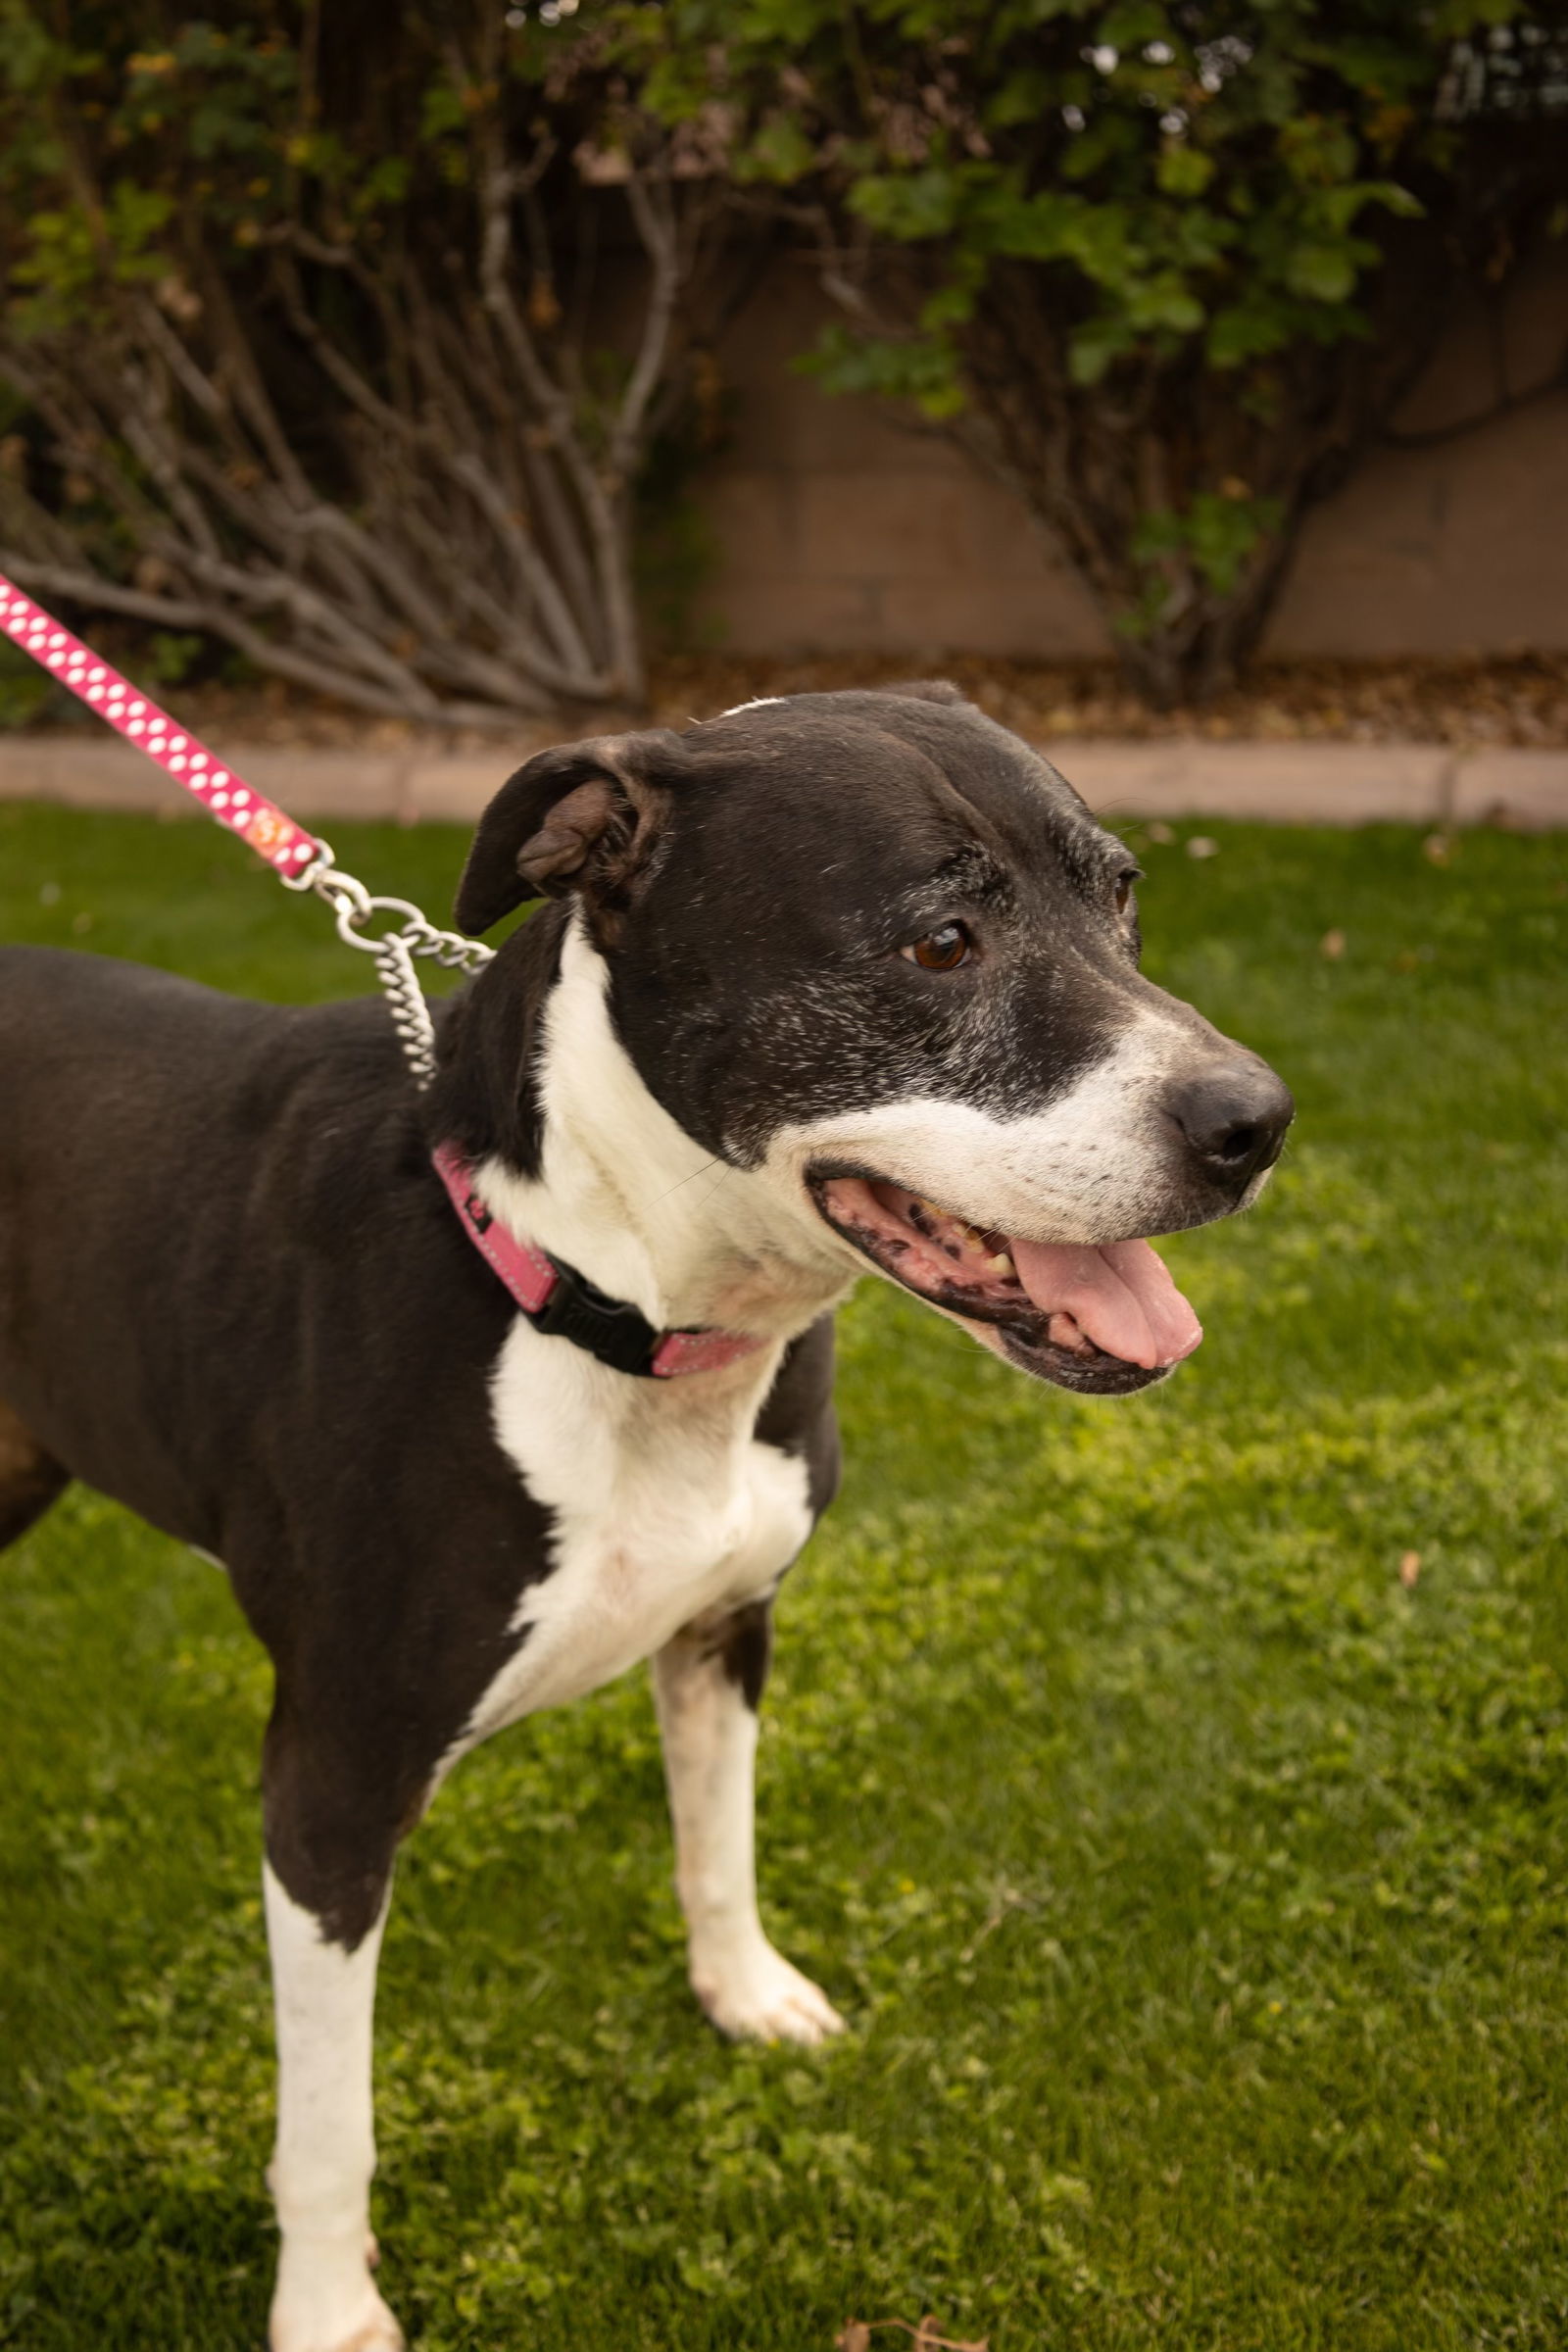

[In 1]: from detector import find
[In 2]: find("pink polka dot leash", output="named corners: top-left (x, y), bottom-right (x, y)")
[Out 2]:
top-left (0, 572), bottom-right (493, 1085)
top-left (0, 573), bottom-right (770, 1377)
top-left (3, 575), bottom-right (779, 1377)
top-left (0, 572), bottom-right (322, 874)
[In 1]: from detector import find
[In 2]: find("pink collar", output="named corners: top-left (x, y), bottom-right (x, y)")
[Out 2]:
top-left (432, 1143), bottom-right (766, 1380)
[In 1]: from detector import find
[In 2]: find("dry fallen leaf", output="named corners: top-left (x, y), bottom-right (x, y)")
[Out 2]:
top-left (1320, 928), bottom-right (1347, 959)
top-left (527, 273), bottom-right (563, 331)
top-left (836, 2321), bottom-right (988, 2352)
top-left (1399, 1550), bottom-right (1421, 1589)
top-left (1186, 835), bottom-right (1219, 859)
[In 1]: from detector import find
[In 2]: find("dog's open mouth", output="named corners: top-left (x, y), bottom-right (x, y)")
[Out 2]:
top-left (810, 1174), bottom-right (1203, 1395)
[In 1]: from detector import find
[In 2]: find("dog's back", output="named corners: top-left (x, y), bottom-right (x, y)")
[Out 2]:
top-left (0, 947), bottom-right (428, 1551)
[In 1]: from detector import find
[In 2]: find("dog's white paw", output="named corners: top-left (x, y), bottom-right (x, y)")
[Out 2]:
top-left (694, 1940), bottom-right (847, 2046)
top-left (270, 2278), bottom-right (405, 2352)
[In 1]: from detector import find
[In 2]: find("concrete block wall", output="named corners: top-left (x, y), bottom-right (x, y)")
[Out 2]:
top-left (693, 250), bottom-right (1568, 664)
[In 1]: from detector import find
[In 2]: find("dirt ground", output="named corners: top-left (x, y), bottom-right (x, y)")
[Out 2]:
top-left (651, 650), bottom-right (1568, 749)
top-left (12, 650), bottom-right (1568, 753)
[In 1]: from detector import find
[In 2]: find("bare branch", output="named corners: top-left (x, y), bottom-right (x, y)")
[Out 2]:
top-left (475, 143), bottom-right (643, 697)
top-left (0, 551), bottom-right (237, 634)
top-left (0, 24), bottom-right (744, 729)
top-left (613, 157), bottom-right (683, 479)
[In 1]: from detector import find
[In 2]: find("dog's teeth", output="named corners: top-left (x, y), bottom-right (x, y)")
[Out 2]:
top-left (908, 1199), bottom-right (994, 1258)
top-left (985, 1250), bottom-right (1015, 1278)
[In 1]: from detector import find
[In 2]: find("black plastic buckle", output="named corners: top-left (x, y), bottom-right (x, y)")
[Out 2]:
top-left (526, 1255), bottom-right (662, 1378)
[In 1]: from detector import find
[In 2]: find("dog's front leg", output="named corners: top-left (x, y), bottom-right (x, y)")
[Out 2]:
top-left (653, 1600), bottom-right (845, 2047)
top-left (263, 1786), bottom-right (404, 2352)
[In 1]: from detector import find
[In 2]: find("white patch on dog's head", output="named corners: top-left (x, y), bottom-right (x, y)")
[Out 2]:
top-left (475, 918), bottom-right (851, 1338)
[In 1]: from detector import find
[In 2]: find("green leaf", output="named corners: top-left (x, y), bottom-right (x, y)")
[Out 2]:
top-left (1156, 145), bottom-right (1215, 199)
top-left (354, 156), bottom-right (411, 215)
top-left (732, 0), bottom-right (838, 37)
top-left (985, 68), bottom-right (1055, 129)
top-left (849, 166), bottom-right (969, 240)
top-left (419, 80), bottom-right (466, 142)
top-left (1278, 116), bottom-right (1358, 188)
top-left (1059, 111), bottom-right (1137, 182)
top-left (737, 112), bottom-right (817, 185)
top-left (797, 322), bottom-right (966, 416)
top-left (1315, 177), bottom-right (1423, 230)
top-left (987, 188), bottom-right (1082, 263)
top-left (1286, 242), bottom-right (1357, 303)
top-left (1131, 488), bottom-right (1284, 595)
top-left (1100, 0), bottom-right (1171, 46)
top-left (919, 278), bottom-right (979, 330)
top-left (1124, 277), bottom-right (1204, 334)
top-left (1206, 302), bottom-right (1293, 367)
top-left (1067, 314), bottom-right (1135, 385)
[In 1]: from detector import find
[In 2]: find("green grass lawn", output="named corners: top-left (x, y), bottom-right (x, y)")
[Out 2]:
top-left (2, 799), bottom-right (1567, 2351)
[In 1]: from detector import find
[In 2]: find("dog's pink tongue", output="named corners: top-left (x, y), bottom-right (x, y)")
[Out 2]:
top-left (1009, 1237), bottom-right (1202, 1369)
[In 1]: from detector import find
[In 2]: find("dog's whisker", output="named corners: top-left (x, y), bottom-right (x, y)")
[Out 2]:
top-left (645, 1155), bottom-right (724, 1208)
top-left (693, 1165), bottom-right (736, 1214)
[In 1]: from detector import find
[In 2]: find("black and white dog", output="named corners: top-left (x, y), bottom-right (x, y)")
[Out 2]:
top-left (0, 684), bottom-right (1291, 2351)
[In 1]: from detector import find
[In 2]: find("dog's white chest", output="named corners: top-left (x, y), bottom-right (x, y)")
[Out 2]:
top-left (458, 1320), bottom-right (812, 1745)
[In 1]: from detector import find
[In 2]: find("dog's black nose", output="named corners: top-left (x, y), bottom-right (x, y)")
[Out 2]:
top-left (1166, 1060), bottom-right (1294, 1188)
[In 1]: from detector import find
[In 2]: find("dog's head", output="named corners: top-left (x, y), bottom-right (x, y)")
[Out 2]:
top-left (452, 684), bottom-right (1293, 1395)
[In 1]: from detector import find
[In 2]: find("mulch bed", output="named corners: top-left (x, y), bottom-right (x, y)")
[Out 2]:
top-left (10, 650), bottom-right (1568, 752)
top-left (651, 651), bottom-right (1568, 749)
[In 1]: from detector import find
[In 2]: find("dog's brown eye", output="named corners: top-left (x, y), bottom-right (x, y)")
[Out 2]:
top-left (902, 922), bottom-right (972, 971)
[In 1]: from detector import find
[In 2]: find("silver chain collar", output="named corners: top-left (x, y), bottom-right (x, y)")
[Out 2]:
top-left (282, 838), bottom-right (495, 1090)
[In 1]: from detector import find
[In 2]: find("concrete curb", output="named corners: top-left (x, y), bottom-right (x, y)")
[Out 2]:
top-left (2, 729), bottom-right (1565, 830)
top-left (1050, 740), bottom-right (1568, 829)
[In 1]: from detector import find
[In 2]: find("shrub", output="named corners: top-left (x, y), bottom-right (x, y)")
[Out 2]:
top-left (0, 1), bottom-right (737, 722)
top-left (619, 0), bottom-right (1568, 705)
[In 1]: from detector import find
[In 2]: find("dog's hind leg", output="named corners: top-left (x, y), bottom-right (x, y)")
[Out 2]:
top-left (653, 1598), bottom-right (845, 2048)
top-left (262, 1710), bottom-right (407, 2352)
top-left (0, 1401), bottom-right (69, 1551)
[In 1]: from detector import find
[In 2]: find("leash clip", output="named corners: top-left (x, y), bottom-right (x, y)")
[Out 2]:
top-left (281, 833), bottom-right (496, 1090)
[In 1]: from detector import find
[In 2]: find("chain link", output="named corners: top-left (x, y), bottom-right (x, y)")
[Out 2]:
top-left (281, 834), bottom-right (495, 1089)
top-left (374, 932), bottom-right (439, 1089)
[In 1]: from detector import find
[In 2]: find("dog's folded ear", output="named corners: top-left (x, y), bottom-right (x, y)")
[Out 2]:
top-left (456, 730), bottom-right (689, 937)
